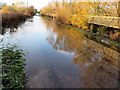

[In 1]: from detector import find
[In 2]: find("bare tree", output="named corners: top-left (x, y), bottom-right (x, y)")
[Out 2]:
top-left (118, 1), bottom-right (120, 17)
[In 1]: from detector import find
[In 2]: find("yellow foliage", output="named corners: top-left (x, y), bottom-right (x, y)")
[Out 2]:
top-left (56, 6), bottom-right (71, 24)
top-left (111, 32), bottom-right (120, 40)
top-left (41, 1), bottom-right (118, 29)
top-left (16, 7), bottom-right (26, 13)
top-left (1, 2), bottom-right (35, 15)
top-left (1, 5), bottom-right (10, 13)
top-left (41, 2), bottom-right (90, 29)
top-left (27, 6), bottom-right (36, 15)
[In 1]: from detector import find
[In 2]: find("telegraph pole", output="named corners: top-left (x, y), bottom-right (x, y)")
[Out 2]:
top-left (55, 0), bottom-right (58, 7)
top-left (26, 0), bottom-right (28, 13)
top-left (62, 0), bottom-right (64, 6)
top-left (69, 0), bottom-right (72, 5)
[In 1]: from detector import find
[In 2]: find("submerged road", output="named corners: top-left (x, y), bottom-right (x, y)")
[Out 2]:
top-left (2, 16), bottom-right (119, 88)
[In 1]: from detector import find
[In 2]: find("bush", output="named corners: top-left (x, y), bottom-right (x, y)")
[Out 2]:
top-left (1, 13), bottom-right (31, 28)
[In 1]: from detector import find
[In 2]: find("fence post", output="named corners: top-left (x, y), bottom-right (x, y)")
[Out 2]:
top-left (0, 13), bottom-right (2, 34)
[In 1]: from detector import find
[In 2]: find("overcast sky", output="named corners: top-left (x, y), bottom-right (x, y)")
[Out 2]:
top-left (0, 0), bottom-right (119, 10)
top-left (0, 0), bottom-right (53, 10)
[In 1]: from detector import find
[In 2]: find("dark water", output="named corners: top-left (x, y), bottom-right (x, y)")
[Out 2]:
top-left (1, 16), bottom-right (120, 88)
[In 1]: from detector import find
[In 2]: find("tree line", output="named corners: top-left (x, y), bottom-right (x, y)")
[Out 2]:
top-left (40, 1), bottom-right (119, 29)
top-left (0, 1), bottom-right (36, 16)
top-left (0, 1), bottom-right (36, 29)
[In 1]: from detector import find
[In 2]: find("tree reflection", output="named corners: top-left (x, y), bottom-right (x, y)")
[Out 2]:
top-left (41, 17), bottom-right (119, 88)
top-left (42, 17), bottom-right (103, 66)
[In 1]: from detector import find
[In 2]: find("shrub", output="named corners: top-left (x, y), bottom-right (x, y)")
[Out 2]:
top-left (1, 13), bottom-right (31, 28)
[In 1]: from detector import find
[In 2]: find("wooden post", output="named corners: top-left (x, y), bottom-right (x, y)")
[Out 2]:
top-left (0, 13), bottom-right (2, 35)
top-left (27, 1), bottom-right (28, 13)
top-left (90, 24), bottom-right (98, 33)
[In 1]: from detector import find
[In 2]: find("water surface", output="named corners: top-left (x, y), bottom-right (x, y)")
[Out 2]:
top-left (2, 16), bottom-right (119, 88)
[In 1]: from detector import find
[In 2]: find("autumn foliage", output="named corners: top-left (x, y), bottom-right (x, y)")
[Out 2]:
top-left (0, 1), bottom-right (36, 28)
top-left (1, 4), bottom-right (36, 16)
top-left (40, 2), bottom-right (88, 29)
top-left (40, 1), bottom-right (118, 29)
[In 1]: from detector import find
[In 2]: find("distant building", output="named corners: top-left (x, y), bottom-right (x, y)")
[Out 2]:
top-left (0, 3), bottom-right (7, 9)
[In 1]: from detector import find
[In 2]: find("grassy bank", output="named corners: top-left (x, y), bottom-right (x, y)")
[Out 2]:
top-left (2, 46), bottom-right (26, 88)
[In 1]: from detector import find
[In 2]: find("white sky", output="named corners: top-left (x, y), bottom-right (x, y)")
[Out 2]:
top-left (0, 0), bottom-right (119, 10)
top-left (0, 0), bottom-right (53, 10)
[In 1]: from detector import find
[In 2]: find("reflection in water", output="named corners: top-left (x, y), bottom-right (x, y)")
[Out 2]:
top-left (42, 17), bottom-right (119, 88)
top-left (2, 16), bottom-right (119, 88)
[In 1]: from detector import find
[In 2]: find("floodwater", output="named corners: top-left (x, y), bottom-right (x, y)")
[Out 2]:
top-left (1, 16), bottom-right (120, 88)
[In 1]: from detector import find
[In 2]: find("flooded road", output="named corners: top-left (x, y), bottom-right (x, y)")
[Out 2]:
top-left (2, 16), bottom-right (120, 88)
